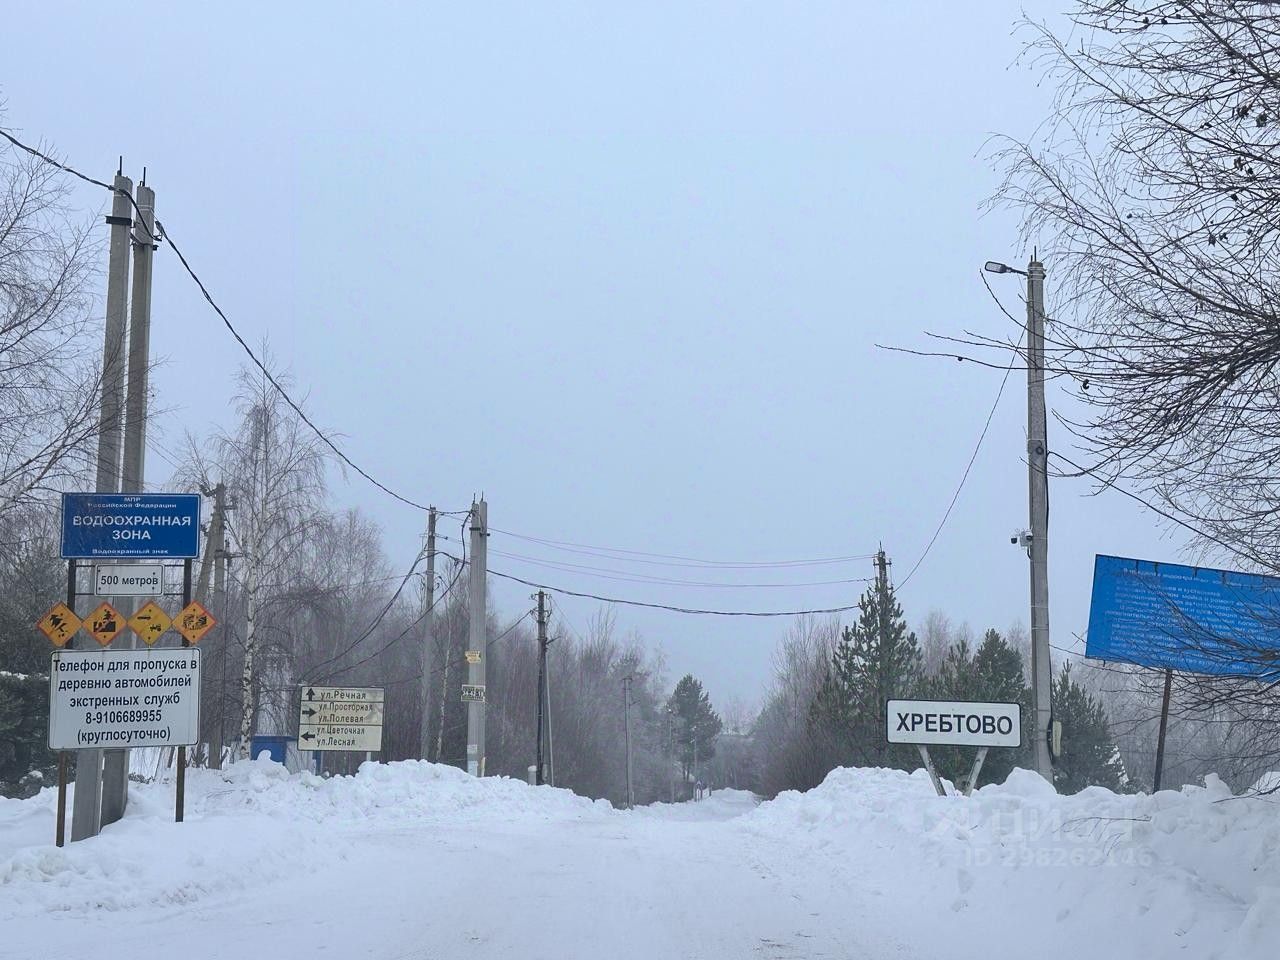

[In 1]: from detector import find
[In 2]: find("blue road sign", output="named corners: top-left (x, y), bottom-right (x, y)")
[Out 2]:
top-left (61, 492), bottom-right (201, 559)
top-left (1086, 554), bottom-right (1280, 678)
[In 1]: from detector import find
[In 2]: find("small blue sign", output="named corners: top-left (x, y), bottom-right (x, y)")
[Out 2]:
top-left (61, 492), bottom-right (201, 559)
top-left (1086, 554), bottom-right (1280, 678)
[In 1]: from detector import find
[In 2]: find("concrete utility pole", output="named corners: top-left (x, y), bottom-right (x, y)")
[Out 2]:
top-left (101, 181), bottom-right (158, 826)
top-left (534, 590), bottom-right (549, 785)
top-left (466, 499), bottom-right (488, 776)
top-left (120, 180), bottom-right (155, 495)
top-left (1025, 259), bottom-right (1054, 783)
top-left (72, 171), bottom-right (134, 843)
top-left (623, 675), bottom-right (634, 808)
top-left (418, 507), bottom-right (437, 760)
top-left (205, 483), bottom-right (229, 769)
top-left (874, 547), bottom-right (889, 591)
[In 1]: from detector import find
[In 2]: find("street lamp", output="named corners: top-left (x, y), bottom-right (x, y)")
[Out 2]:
top-left (986, 256), bottom-right (1055, 786)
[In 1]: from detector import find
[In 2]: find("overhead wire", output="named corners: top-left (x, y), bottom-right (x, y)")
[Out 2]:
top-left (897, 277), bottom-right (1028, 590)
top-left (308, 511), bottom-right (472, 684)
top-left (437, 551), bottom-right (865, 617)
top-left (2, 125), bottom-right (449, 517)
top-left (487, 545), bottom-right (873, 589)
top-left (488, 526), bottom-right (876, 568)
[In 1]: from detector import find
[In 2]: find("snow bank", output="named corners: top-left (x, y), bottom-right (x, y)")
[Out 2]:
top-left (0, 758), bottom-right (609, 917)
top-left (744, 766), bottom-right (1280, 959)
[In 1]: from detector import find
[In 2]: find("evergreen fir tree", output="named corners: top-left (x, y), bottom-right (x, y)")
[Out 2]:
top-left (921, 628), bottom-right (1031, 788)
top-left (668, 675), bottom-right (722, 786)
top-left (810, 569), bottom-right (922, 769)
top-left (1052, 662), bottom-right (1127, 794)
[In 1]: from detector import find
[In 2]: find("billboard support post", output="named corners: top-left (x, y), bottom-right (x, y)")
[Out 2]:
top-left (1152, 668), bottom-right (1174, 792)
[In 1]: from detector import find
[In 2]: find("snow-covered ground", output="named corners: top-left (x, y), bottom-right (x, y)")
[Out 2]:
top-left (1, 759), bottom-right (1275, 959)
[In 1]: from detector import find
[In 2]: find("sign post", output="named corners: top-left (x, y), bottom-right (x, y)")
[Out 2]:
top-left (886, 698), bottom-right (1023, 797)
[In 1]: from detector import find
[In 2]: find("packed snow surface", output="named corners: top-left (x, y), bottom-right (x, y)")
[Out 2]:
top-left (1, 759), bottom-right (1275, 959)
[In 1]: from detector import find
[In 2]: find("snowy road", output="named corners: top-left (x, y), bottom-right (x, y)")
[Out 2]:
top-left (9, 790), bottom-right (908, 960)
top-left (2, 759), bottom-right (1273, 959)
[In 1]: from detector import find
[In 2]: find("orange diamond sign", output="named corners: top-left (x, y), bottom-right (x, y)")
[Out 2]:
top-left (128, 601), bottom-right (172, 646)
top-left (84, 602), bottom-right (125, 646)
top-left (36, 603), bottom-right (81, 647)
top-left (174, 601), bottom-right (216, 645)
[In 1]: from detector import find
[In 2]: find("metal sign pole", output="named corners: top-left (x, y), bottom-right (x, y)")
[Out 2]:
top-left (1152, 668), bottom-right (1174, 791)
top-left (55, 752), bottom-right (68, 847)
top-left (55, 558), bottom-right (76, 845)
top-left (176, 559), bottom-right (192, 823)
top-left (917, 744), bottom-right (947, 797)
top-left (963, 747), bottom-right (989, 797)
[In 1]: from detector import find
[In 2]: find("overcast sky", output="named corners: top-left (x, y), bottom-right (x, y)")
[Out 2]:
top-left (3, 2), bottom-right (1186, 705)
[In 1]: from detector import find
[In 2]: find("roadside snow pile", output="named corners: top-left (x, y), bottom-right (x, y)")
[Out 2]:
top-left (191, 756), bottom-right (612, 824)
top-left (744, 765), bottom-right (1280, 960)
top-left (0, 758), bottom-right (609, 916)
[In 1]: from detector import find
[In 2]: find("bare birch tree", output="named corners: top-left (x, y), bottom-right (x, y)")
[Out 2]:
top-left (0, 137), bottom-right (100, 520)
top-left (187, 358), bottom-right (328, 759)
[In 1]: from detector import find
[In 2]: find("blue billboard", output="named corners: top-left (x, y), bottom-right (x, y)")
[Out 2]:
top-left (61, 492), bottom-right (201, 559)
top-left (1086, 554), bottom-right (1280, 678)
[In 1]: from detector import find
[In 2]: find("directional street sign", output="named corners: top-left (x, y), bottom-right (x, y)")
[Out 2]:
top-left (461, 684), bottom-right (486, 703)
top-left (61, 492), bottom-right (201, 559)
top-left (94, 562), bottom-right (164, 596)
top-left (128, 601), bottom-right (172, 646)
top-left (36, 603), bottom-right (81, 647)
top-left (49, 648), bottom-right (201, 749)
top-left (84, 602), bottom-right (125, 646)
top-left (297, 685), bottom-right (383, 752)
top-left (174, 601), bottom-right (216, 645)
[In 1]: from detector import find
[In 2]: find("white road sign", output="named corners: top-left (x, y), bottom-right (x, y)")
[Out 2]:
top-left (94, 562), bottom-right (164, 596)
top-left (886, 699), bottom-right (1021, 748)
top-left (461, 684), bottom-right (486, 703)
top-left (48, 649), bottom-right (201, 749)
top-left (298, 685), bottom-right (384, 752)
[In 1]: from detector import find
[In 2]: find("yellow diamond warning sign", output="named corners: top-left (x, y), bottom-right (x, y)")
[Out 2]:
top-left (37, 603), bottom-right (81, 647)
top-left (128, 601), bottom-right (172, 646)
top-left (84, 602), bottom-right (125, 646)
top-left (174, 601), bottom-right (216, 645)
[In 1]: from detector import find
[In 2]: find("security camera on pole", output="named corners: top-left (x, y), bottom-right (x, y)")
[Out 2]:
top-left (984, 257), bottom-right (1055, 785)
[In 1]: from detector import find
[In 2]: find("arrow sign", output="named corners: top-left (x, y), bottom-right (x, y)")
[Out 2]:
top-left (298, 685), bottom-right (384, 752)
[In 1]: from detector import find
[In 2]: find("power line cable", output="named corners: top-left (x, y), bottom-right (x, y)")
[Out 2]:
top-left (2, 125), bottom-right (451, 517)
top-left (437, 551), bottom-right (863, 617)
top-left (488, 546), bottom-right (873, 589)
top-left (489, 526), bottom-right (876, 568)
top-left (897, 290), bottom-right (1027, 590)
